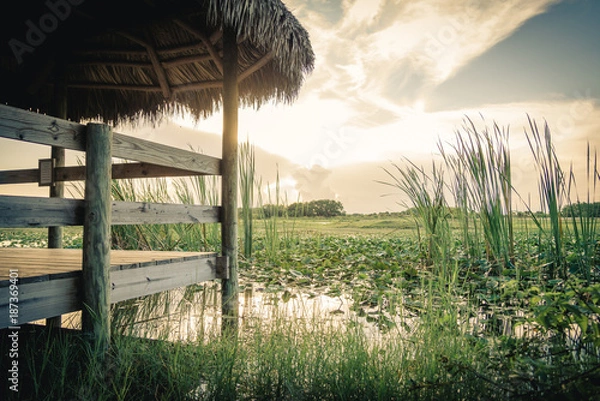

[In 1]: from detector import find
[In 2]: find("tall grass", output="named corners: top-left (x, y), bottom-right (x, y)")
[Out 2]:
top-left (255, 167), bottom-right (299, 265)
top-left (567, 145), bottom-right (600, 284)
top-left (526, 117), bottom-right (567, 279)
top-left (381, 159), bottom-right (450, 266)
top-left (107, 172), bottom-right (221, 334)
top-left (442, 118), bottom-right (515, 272)
top-left (239, 138), bottom-right (255, 258)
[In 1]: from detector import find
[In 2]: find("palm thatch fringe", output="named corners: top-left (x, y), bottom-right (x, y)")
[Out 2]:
top-left (0, 0), bottom-right (314, 125)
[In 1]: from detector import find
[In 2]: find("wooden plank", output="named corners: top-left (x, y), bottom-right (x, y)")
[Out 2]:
top-left (0, 276), bottom-right (81, 328)
top-left (58, 163), bottom-right (211, 182)
top-left (112, 133), bottom-right (221, 175)
top-left (0, 249), bottom-right (216, 281)
top-left (0, 169), bottom-right (38, 184)
top-left (110, 257), bottom-right (217, 303)
top-left (110, 162), bottom-right (213, 179)
top-left (110, 250), bottom-right (214, 265)
top-left (82, 123), bottom-right (112, 347)
top-left (0, 162), bottom-right (211, 186)
top-left (0, 195), bottom-right (220, 227)
top-left (173, 19), bottom-right (224, 74)
top-left (0, 104), bottom-right (86, 151)
top-left (0, 195), bottom-right (84, 227)
top-left (112, 202), bottom-right (220, 225)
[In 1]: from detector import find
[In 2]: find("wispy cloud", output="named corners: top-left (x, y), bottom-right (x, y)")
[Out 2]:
top-left (288, 0), bottom-right (562, 116)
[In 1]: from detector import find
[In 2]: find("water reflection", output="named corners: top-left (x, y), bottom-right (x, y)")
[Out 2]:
top-left (107, 283), bottom-right (419, 342)
top-left (37, 282), bottom-right (545, 344)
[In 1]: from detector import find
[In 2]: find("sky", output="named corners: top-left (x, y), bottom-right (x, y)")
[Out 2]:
top-left (2, 0), bottom-right (599, 213)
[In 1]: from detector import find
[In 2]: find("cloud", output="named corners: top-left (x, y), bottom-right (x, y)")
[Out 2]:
top-left (340, 0), bottom-right (386, 30)
top-left (292, 165), bottom-right (337, 201)
top-left (289, 0), bottom-right (562, 120)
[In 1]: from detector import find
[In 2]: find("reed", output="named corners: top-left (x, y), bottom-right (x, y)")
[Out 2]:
top-left (565, 144), bottom-right (599, 285)
top-left (445, 118), bottom-right (515, 271)
top-left (239, 138), bottom-right (256, 258)
top-left (381, 159), bottom-right (451, 266)
top-left (525, 117), bottom-right (566, 279)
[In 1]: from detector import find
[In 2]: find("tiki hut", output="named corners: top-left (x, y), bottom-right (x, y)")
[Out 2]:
top-left (0, 0), bottom-right (314, 123)
top-left (0, 0), bottom-right (314, 332)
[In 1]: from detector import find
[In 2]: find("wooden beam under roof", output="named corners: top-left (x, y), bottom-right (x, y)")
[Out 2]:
top-left (118, 32), bottom-right (172, 99)
top-left (174, 19), bottom-right (224, 75)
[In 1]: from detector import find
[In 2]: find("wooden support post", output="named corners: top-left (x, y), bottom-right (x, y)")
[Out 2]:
top-left (82, 123), bottom-right (112, 350)
top-left (47, 71), bottom-right (67, 329)
top-left (221, 25), bottom-right (239, 333)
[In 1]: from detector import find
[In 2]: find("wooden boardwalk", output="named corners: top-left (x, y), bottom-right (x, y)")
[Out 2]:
top-left (0, 249), bottom-right (221, 328)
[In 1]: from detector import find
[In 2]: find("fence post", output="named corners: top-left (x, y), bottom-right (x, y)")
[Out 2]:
top-left (221, 24), bottom-right (239, 334)
top-left (46, 74), bottom-right (67, 328)
top-left (82, 123), bottom-right (113, 350)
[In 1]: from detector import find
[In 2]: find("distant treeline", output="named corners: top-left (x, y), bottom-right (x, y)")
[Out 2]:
top-left (260, 199), bottom-right (345, 218)
top-left (561, 202), bottom-right (600, 217)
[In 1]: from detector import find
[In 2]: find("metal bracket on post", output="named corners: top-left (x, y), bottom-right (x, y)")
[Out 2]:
top-left (215, 256), bottom-right (230, 280)
top-left (38, 158), bottom-right (55, 187)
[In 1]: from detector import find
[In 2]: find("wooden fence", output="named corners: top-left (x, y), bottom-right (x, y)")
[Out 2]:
top-left (0, 104), bottom-right (229, 347)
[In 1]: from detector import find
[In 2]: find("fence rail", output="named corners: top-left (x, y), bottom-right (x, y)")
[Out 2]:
top-left (0, 104), bottom-right (221, 175)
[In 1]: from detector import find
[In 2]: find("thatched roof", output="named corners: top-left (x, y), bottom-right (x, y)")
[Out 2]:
top-left (0, 0), bottom-right (314, 124)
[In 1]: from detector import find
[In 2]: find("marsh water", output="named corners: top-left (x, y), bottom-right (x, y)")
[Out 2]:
top-left (50, 281), bottom-right (536, 344)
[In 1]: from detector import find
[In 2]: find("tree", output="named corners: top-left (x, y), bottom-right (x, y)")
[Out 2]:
top-left (306, 199), bottom-right (345, 217)
top-left (562, 202), bottom-right (600, 217)
top-left (286, 199), bottom-right (345, 217)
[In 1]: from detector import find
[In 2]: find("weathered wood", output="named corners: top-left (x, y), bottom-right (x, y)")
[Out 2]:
top-left (118, 32), bottom-right (171, 99)
top-left (0, 104), bottom-right (86, 151)
top-left (0, 104), bottom-right (222, 175)
top-left (0, 249), bottom-right (215, 281)
top-left (172, 80), bottom-right (224, 93)
top-left (48, 145), bottom-right (66, 246)
top-left (47, 75), bottom-right (68, 327)
top-left (0, 249), bottom-right (218, 328)
top-left (111, 257), bottom-right (217, 303)
top-left (173, 19), bottom-right (224, 74)
top-left (112, 133), bottom-right (221, 175)
top-left (0, 169), bottom-right (38, 184)
top-left (215, 256), bottom-right (230, 280)
top-left (0, 275), bottom-right (81, 328)
top-left (0, 195), bottom-right (85, 227)
top-left (0, 195), bottom-right (220, 227)
top-left (49, 76), bottom-right (68, 248)
top-left (0, 162), bottom-right (212, 185)
top-left (112, 202), bottom-right (220, 225)
top-left (108, 162), bottom-right (215, 179)
top-left (59, 162), bottom-right (213, 181)
top-left (221, 25), bottom-right (240, 332)
top-left (82, 123), bottom-right (112, 348)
